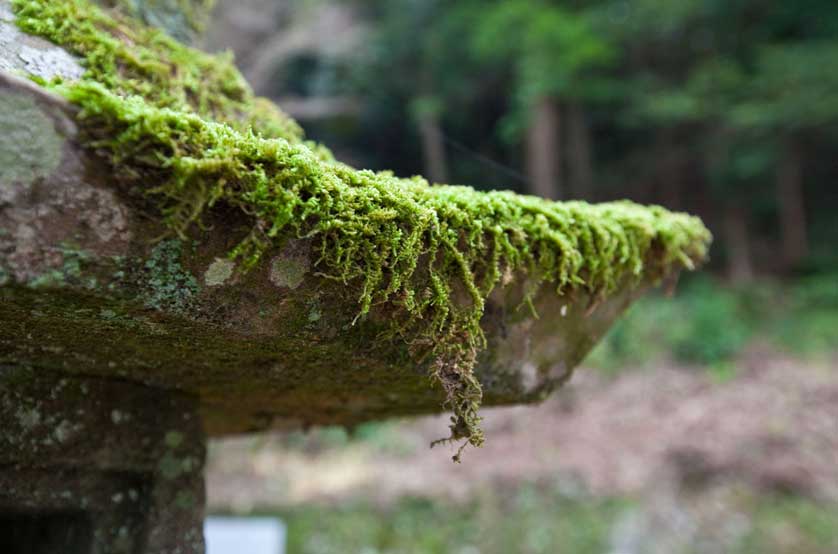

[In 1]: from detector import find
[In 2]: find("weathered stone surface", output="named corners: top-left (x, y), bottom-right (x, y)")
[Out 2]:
top-left (0, 70), bottom-right (646, 436)
top-left (0, 372), bottom-right (206, 553)
top-left (95, 0), bottom-right (215, 43)
top-left (0, 2), bottom-right (85, 81)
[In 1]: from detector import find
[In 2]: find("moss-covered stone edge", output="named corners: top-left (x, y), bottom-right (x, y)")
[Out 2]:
top-left (12, 0), bottom-right (312, 146)
top-left (12, 0), bottom-right (712, 461)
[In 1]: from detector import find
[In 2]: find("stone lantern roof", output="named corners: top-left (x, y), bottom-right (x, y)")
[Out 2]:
top-left (0, 1), bottom-right (710, 552)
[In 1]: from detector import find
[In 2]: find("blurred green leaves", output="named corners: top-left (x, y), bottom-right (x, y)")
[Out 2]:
top-left (280, 482), bottom-right (626, 554)
top-left (589, 274), bottom-right (838, 370)
top-left (269, 484), bottom-right (838, 554)
top-left (733, 42), bottom-right (838, 131)
top-left (471, 1), bottom-right (616, 102)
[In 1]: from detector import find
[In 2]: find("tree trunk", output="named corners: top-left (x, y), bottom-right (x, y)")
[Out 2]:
top-left (568, 103), bottom-right (593, 200)
top-left (723, 204), bottom-right (754, 283)
top-left (417, 109), bottom-right (449, 184)
top-left (526, 96), bottom-right (562, 199)
top-left (776, 142), bottom-right (808, 270)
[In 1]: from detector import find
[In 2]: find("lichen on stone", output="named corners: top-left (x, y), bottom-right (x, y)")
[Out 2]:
top-left (203, 257), bottom-right (234, 287)
top-left (27, 245), bottom-right (98, 290)
top-left (0, 88), bottom-right (64, 184)
top-left (269, 243), bottom-right (310, 290)
top-left (140, 239), bottom-right (198, 313)
top-left (13, 0), bottom-right (712, 460)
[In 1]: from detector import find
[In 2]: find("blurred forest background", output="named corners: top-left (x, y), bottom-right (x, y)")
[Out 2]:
top-left (201, 1), bottom-right (838, 552)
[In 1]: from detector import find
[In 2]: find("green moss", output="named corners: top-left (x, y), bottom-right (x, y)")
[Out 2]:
top-left (13, 0), bottom-right (712, 459)
top-left (164, 430), bottom-right (184, 447)
top-left (12, 0), bottom-right (307, 143)
top-left (158, 451), bottom-right (184, 480)
top-left (174, 490), bottom-right (196, 510)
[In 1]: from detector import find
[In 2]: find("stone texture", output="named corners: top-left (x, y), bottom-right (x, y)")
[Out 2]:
top-left (96, 0), bottom-right (214, 44)
top-left (0, 372), bottom-right (206, 553)
top-left (0, 2), bottom-right (85, 81)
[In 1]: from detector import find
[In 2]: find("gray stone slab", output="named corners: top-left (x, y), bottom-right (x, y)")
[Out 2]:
top-left (0, 0), bottom-right (85, 81)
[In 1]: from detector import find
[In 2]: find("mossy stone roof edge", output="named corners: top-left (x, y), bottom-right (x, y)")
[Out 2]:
top-left (10, 0), bottom-right (712, 461)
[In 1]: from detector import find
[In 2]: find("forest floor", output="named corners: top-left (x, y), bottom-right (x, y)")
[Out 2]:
top-left (206, 348), bottom-right (838, 553)
top-left (207, 347), bottom-right (838, 507)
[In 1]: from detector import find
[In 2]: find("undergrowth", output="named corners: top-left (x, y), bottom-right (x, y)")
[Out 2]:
top-left (274, 485), bottom-right (627, 554)
top-left (13, 0), bottom-right (711, 460)
top-left (265, 488), bottom-right (838, 554)
top-left (589, 274), bottom-right (838, 371)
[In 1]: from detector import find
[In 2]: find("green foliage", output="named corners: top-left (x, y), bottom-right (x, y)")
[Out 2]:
top-left (278, 484), bottom-right (627, 554)
top-left (637, 40), bottom-right (838, 133)
top-left (668, 279), bottom-right (752, 364)
top-left (594, 0), bottom-right (709, 40)
top-left (270, 487), bottom-right (838, 554)
top-left (471, 1), bottom-right (615, 102)
top-left (731, 41), bottom-right (838, 130)
top-left (632, 58), bottom-right (748, 124)
top-left (771, 274), bottom-right (838, 355)
top-left (738, 495), bottom-right (838, 554)
top-left (589, 274), bottom-right (838, 369)
top-left (618, 0), bottom-right (838, 221)
top-left (589, 277), bottom-right (751, 368)
top-left (466, 0), bottom-right (617, 143)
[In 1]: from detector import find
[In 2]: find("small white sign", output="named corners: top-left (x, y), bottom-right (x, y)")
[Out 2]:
top-left (205, 516), bottom-right (286, 554)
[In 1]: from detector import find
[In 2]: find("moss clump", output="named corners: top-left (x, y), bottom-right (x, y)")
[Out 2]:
top-left (14, 0), bottom-right (712, 460)
top-left (12, 0), bottom-right (307, 144)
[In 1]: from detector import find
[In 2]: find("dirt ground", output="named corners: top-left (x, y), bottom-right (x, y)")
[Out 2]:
top-left (206, 349), bottom-right (838, 511)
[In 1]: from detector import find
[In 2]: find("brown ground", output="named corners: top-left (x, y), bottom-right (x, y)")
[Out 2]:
top-left (206, 348), bottom-right (838, 512)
